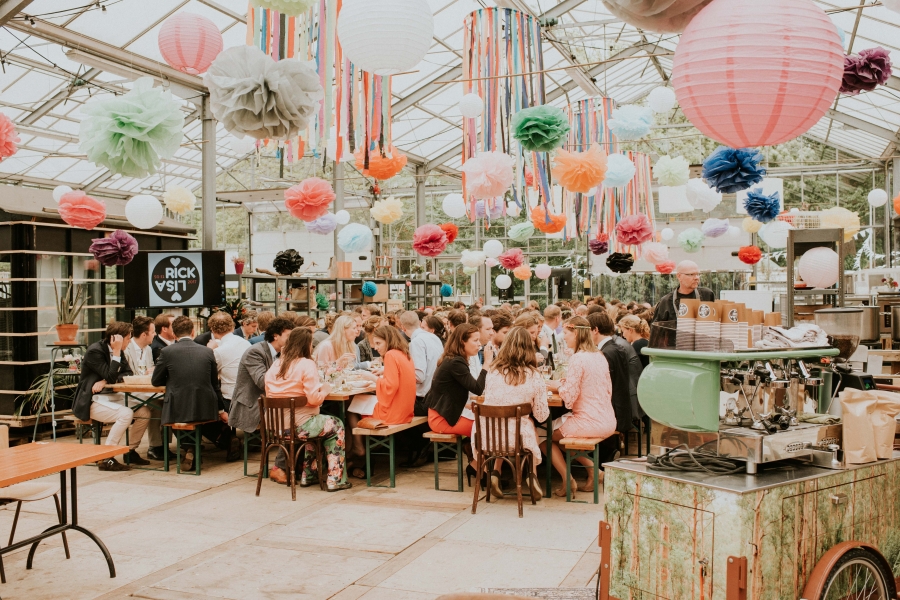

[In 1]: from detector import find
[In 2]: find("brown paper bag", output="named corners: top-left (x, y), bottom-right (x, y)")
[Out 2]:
top-left (873, 390), bottom-right (900, 459)
top-left (839, 389), bottom-right (878, 463)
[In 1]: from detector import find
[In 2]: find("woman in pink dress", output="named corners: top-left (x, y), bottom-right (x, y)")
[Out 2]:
top-left (543, 316), bottom-right (616, 497)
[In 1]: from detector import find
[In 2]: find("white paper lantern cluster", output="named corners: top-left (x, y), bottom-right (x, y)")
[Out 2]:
top-left (338, 0), bottom-right (434, 76)
top-left (495, 274), bottom-right (512, 290)
top-left (685, 178), bottom-right (723, 212)
top-left (442, 193), bottom-right (466, 219)
top-left (461, 250), bottom-right (486, 269)
top-left (459, 93), bottom-right (484, 119)
top-left (507, 201), bottom-right (522, 218)
top-left (483, 239), bottom-right (503, 258)
top-left (126, 194), bottom-right (163, 229)
top-left (868, 189), bottom-right (888, 208)
top-left (798, 247), bottom-right (839, 288)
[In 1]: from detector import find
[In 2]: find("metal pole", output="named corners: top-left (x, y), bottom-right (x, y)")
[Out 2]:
top-left (201, 96), bottom-right (216, 250)
top-left (890, 159), bottom-right (898, 268)
top-left (333, 161), bottom-right (345, 263)
top-left (415, 164), bottom-right (426, 267)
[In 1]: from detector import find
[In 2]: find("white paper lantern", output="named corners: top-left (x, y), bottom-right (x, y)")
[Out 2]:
top-left (495, 274), bottom-right (512, 290)
top-left (459, 93), bottom-right (484, 119)
top-left (727, 226), bottom-right (741, 238)
top-left (883, 0), bottom-right (900, 13)
top-left (53, 185), bottom-right (73, 204)
top-left (648, 86), bottom-right (677, 113)
top-left (868, 189), bottom-right (888, 207)
top-left (535, 264), bottom-right (552, 280)
top-left (335, 209), bottom-right (351, 224)
top-left (798, 247), bottom-right (839, 288)
top-left (338, 0), bottom-right (434, 76)
top-left (461, 250), bottom-right (486, 269)
top-left (442, 193), bottom-right (467, 219)
top-left (125, 194), bottom-right (163, 229)
top-left (507, 201), bottom-right (522, 218)
top-left (661, 228), bottom-right (675, 241)
top-left (658, 185), bottom-right (693, 213)
top-left (758, 220), bottom-right (793, 249)
top-left (483, 239), bottom-right (503, 258)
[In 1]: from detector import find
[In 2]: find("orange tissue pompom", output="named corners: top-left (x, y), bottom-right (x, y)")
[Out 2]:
top-left (285, 177), bottom-right (336, 222)
top-left (355, 145), bottom-right (408, 180)
top-left (738, 245), bottom-right (763, 265)
top-left (513, 265), bottom-right (532, 280)
top-left (58, 191), bottom-right (106, 230)
top-left (531, 204), bottom-right (567, 234)
top-left (551, 146), bottom-right (607, 193)
top-left (439, 222), bottom-right (458, 244)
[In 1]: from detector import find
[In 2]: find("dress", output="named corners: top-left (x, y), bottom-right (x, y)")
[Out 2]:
top-left (557, 351), bottom-right (617, 440)
top-left (372, 349), bottom-right (416, 425)
top-left (481, 370), bottom-right (549, 465)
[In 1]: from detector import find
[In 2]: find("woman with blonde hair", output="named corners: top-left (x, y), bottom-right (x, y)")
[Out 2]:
top-left (543, 316), bottom-right (616, 497)
top-left (313, 315), bottom-right (369, 370)
top-left (618, 314), bottom-right (651, 368)
top-left (513, 312), bottom-right (546, 365)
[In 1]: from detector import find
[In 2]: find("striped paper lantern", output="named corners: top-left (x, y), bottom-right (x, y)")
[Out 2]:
top-left (158, 13), bottom-right (223, 75)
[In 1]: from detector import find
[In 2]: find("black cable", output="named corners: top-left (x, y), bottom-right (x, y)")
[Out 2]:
top-left (647, 443), bottom-right (746, 475)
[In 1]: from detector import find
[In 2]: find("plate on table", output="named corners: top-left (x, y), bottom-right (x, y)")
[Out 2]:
top-left (349, 380), bottom-right (371, 389)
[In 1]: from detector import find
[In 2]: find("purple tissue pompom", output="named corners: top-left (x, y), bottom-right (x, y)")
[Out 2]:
top-left (307, 212), bottom-right (337, 235)
top-left (589, 238), bottom-right (609, 255)
top-left (90, 230), bottom-right (138, 266)
top-left (475, 199), bottom-right (503, 219)
top-left (841, 47), bottom-right (892, 95)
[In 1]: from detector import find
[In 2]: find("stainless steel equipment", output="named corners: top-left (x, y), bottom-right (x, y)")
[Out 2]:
top-left (859, 305), bottom-right (881, 344)
top-left (892, 305), bottom-right (900, 343)
top-left (814, 307), bottom-right (863, 337)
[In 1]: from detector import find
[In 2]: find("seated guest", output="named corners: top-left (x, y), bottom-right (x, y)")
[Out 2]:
top-left (489, 312), bottom-right (513, 350)
top-left (543, 317), bottom-right (616, 497)
top-left (468, 313), bottom-right (494, 367)
top-left (122, 315), bottom-right (157, 464)
top-left (481, 327), bottom-right (549, 500)
top-left (264, 328), bottom-right (351, 491)
top-left (233, 310), bottom-right (259, 339)
top-left (73, 321), bottom-right (151, 471)
top-left (247, 311), bottom-right (275, 344)
top-left (313, 313), bottom-right (337, 349)
top-left (151, 314), bottom-right (176, 363)
top-left (446, 309), bottom-right (467, 335)
top-left (587, 312), bottom-right (634, 464)
top-left (293, 315), bottom-right (317, 333)
top-left (151, 316), bottom-right (240, 471)
top-left (313, 315), bottom-right (369, 370)
top-left (400, 311), bottom-right (444, 415)
top-left (421, 315), bottom-right (446, 343)
top-left (358, 316), bottom-right (383, 364)
top-left (618, 314), bottom-right (650, 369)
top-left (513, 313), bottom-right (545, 365)
top-left (206, 312), bottom-right (251, 412)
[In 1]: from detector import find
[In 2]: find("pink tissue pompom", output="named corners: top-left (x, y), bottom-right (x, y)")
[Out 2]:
top-left (656, 261), bottom-right (676, 274)
top-left (498, 248), bottom-right (525, 270)
top-left (0, 113), bottom-right (19, 159)
top-left (642, 242), bottom-right (669, 265)
top-left (485, 257), bottom-right (499, 268)
top-left (285, 177), bottom-right (336, 222)
top-left (58, 191), bottom-right (107, 230)
top-left (460, 151), bottom-right (515, 199)
top-left (412, 224), bottom-right (449, 257)
top-left (615, 214), bottom-right (654, 246)
top-left (90, 230), bottom-right (139, 266)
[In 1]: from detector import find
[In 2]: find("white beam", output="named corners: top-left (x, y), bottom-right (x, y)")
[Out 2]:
top-left (0, 0), bottom-right (32, 27)
top-left (825, 109), bottom-right (900, 144)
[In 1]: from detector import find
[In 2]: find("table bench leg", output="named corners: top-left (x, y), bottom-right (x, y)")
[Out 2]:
top-left (163, 427), bottom-right (170, 472)
top-left (365, 435), bottom-right (372, 488)
top-left (545, 417), bottom-right (553, 498)
top-left (432, 441), bottom-right (440, 490)
top-left (456, 438), bottom-right (464, 492)
top-left (388, 435), bottom-right (395, 488)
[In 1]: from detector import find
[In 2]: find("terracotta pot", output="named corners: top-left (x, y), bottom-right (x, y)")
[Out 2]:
top-left (234, 262), bottom-right (245, 274)
top-left (55, 323), bottom-right (79, 343)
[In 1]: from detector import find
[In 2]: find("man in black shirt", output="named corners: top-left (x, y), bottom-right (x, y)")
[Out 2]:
top-left (651, 260), bottom-right (716, 324)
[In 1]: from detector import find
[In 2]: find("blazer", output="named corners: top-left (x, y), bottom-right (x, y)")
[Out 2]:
top-left (227, 341), bottom-right (275, 432)
top-left (150, 335), bottom-right (171, 363)
top-left (72, 340), bottom-right (133, 421)
top-left (424, 355), bottom-right (486, 427)
top-left (193, 331), bottom-right (213, 347)
top-left (151, 338), bottom-right (223, 425)
top-left (600, 340), bottom-right (634, 435)
top-left (613, 335), bottom-right (644, 420)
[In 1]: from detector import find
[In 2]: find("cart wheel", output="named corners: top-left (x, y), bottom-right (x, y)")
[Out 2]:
top-left (803, 544), bottom-right (897, 600)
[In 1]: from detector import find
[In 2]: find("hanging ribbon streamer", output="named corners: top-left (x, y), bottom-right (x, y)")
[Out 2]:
top-left (599, 151), bottom-right (654, 257)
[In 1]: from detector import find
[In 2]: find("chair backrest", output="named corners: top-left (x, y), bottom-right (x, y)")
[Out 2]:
top-left (258, 395), bottom-right (309, 444)
top-left (473, 402), bottom-right (532, 458)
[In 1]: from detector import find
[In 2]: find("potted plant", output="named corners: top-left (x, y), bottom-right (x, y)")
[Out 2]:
top-left (54, 279), bottom-right (87, 343)
top-left (232, 255), bottom-right (247, 274)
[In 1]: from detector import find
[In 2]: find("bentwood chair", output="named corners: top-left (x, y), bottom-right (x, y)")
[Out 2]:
top-left (256, 396), bottom-right (327, 501)
top-left (471, 403), bottom-right (537, 518)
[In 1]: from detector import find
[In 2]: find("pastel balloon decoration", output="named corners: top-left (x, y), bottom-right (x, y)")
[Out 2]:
top-left (90, 230), bottom-right (139, 267)
top-left (868, 189), bottom-right (888, 207)
top-left (461, 250), bottom-right (486, 269)
top-left (604, 154), bottom-right (636, 187)
top-left (361, 281), bottom-right (378, 297)
top-left (483, 239), bottom-right (504, 259)
top-left (642, 242), bottom-right (669, 265)
top-left (439, 223), bottom-right (459, 244)
top-left (306, 212), bottom-right (338, 235)
top-left (507, 201), bottom-right (522, 218)
top-left (678, 228), bottom-right (705, 253)
top-left (589, 238), bottom-right (609, 255)
top-left (498, 248), bottom-right (525, 270)
top-left (285, 177), bottom-right (336, 222)
top-left (0, 113), bottom-right (19, 159)
top-left (531, 205), bottom-right (567, 234)
top-left (459, 93), bottom-right (484, 118)
top-left (508, 222), bottom-right (535, 243)
top-left (819, 206), bottom-right (860, 242)
top-left (162, 184), bottom-right (195, 216)
top-left (738, 245), bottom-right (763, 265)
top-left (684, 178), bottom-right (722, 212)
top-left (495, 274), bottom-right (512, 290)
top-left (158, 12), bottom-right (223, 75)
top-left (841, 47), bottom-right (893, 95)
top-left (758, 220), bottom-right (793, 249)
top-left (58, 191), bottom-right (106, 230)
top-left (370, 196), bottom-right (404, 224)
top-left (338, 0), bottom-right (434, 76)
top-left (125, 195), bottom-right (163, 230)
top-left (701, 217), bottom-right (730, 238)
top-left (412, 224), bottom-right (449, 257)
top-left (52, 185), bottom-right (72, 203)
top-left (672, 0), bottom-right (844, 148)
top-left (463, 266), bottom-right (479, 276)
top-left (511, 105), bottom-right (570, 152)
top-left (703, 147), bottom-right (766, 194)
top-left (615, 214), bottom-right (654, 246)
top-left (355, 145), bottom-right (408, 180)
top-left (337, 223), bottom-right (373, 253)
top-left (442, 193), bottom-right (467, 219)
top-left (798, 247), bottom-right (840, 288)
top-left (608, 105), bottom-right (653, 140)
top-left (742, 217), bottom-right (763, 233)
top-left (656, 261), bottom-right (676, 274)
top-left (486, 257), bottom-right (499, 268)
top-left (653, 155), bottom-right (690, 187)
top-left (727, 226), bottom-right (741, 238)
top-left (535, 264), bottom-right (552, 280)
top-left (440, 284), bottom-right (454, 297)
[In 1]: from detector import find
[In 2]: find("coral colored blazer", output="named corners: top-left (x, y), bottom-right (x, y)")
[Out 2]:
top-left (373, 349), bottom-right (416, 425)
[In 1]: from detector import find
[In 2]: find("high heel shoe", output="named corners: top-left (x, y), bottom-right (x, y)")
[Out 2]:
top-left (527, 474), bottom-right (543, 501)
top-left (466, 465), bottom-right (487, 488)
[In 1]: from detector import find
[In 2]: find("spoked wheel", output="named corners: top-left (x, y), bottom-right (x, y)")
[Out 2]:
top-left (803, 543), bottom-right (897, 600)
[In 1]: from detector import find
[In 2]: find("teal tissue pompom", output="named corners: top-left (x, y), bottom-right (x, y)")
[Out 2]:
top-left (508, 222), bottom-right (535, 243)
top-left (608, 105), bottom-right (653, 141)
top-left (678, 227), bottom-right (705, 253)
top-left (512, 105), bottom-right (570, 152)
top-left (338, 223), bottom-right (373, 253)
top-left (440, 284), bottom-right (453, 297)
top-left (604, 154), bottom-right (636, 187)
top-left (361, 281), bottom-right (377, 297)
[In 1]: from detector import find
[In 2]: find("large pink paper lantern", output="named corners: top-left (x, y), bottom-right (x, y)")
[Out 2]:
top-left (158, 13), bottom-right (223, 75)
top-left (672, 0), bottom-right (843, 148)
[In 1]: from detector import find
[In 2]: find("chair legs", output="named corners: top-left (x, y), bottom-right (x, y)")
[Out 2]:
top-left (471, 454), bottom-right (484, 514)
top-left (52, 494), bottom-right (70, 560)
top-left (8, 501), bottom-right (21, 546)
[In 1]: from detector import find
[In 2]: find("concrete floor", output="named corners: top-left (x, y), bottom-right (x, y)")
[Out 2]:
top-left (0, 441), bottom-right (604, 600)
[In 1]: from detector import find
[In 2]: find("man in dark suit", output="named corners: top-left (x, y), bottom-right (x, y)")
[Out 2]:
top-left (150, 313), bottom-right (176, 363)
top-left (613, 334), bottom-right (644, 422)
top-left (232, 310), bottom-right (259, 339)
top-left (587, 312), bottom-right (634, 466)
top-left (151, 316), bottom-right (240, 470)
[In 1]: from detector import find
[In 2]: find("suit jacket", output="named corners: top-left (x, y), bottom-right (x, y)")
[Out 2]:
top-left (150, 335), bottom-right (171, 363)
top-left (151, 338), bottom-right (223, 425)
top-left (193, 331), bottom-right (213, 346)
top-left (227, 341), bottom-right (275, 432)
top-left (613, 335), bottom-right (644, 420)
top-left (600, 339), bottom-right (634, 435)
top-left (73, 341), bottom-right (133, 421)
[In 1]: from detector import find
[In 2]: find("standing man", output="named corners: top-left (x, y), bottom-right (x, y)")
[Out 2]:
top-left (542, 305), bottom-right (563, 355)
top-left (150, 313), bottom-right (176, 363)
top-left (651, 260), bottom-right (716, 324)
top-left (400, 311), bottom-right (443, 416)
top-left (233, 311), bottom-right (259, 339)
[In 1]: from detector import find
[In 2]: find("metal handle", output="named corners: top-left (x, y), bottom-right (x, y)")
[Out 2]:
top-left (830, 493), bottom-right (848, 505)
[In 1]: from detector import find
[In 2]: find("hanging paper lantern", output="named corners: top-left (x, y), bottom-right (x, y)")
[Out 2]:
top-left (604, 154), bottom-right (636, 187)
top-left (461, 250), bottom-right (486, 269)
top-left (90, 230), bottom-right (139, 267)
top-left (442, 193), bottom-right (467, 219)
top-left (743, 188), bottom-right (781, 223)
top-left (475, 200), bottom-right (504, 220)
top-left (658, 186), bottom-right (693, 214)
top-left (355, 146), bottom-right (408, 180)
top-left (125, 195), bottom-right (163, 230)
top-left (820, 206), bottom-right (860, 241)
top-left (0, 113), bottom-right (20, 159)
top-left (58, 191), bottom-right (106, 230)
top-left (608, 105), bottom-right (653, 140)
top-left (508, 222), bottom-right (535, 243)
top-left (412, 224), bottom-right (449, 257)
top-left (654, 155), bottom-right (690, 187)
top-left (727, 226), bottom-right (741, 238)
top-left (285, 178), bottom-right (336, 222)
top-left (648, 86), bottom-right (678, 113)
top-left (486, 258), bottom-right (499, 268)
top-left (52, 185), bottom-right (72, 204)
top-left (616, 214), bottom-right (654, 246)
top-left (551, 146), bottom-right (607, 193)
top-left (251, 0), bottom-right (316, 16)
top-left (758, 220), bottom-right (793, 249)
top-left (678, 228), bottom-right (705, 253)
top-left (656, 260), bottom-right (677, 274)
top-left (798, 247), bottom-right (840, 288)
top-left (80, 77), bottom-right (184, 178)
top-left (672, 0), bottom-right (843, 148)
top-left (307, 213), bottom-right (338, 235)
top-left (440, 284), bottom-right (453, 297)
top-left (884, 0), bottom-right (900, 13)
top-left (461, 152), bottom-right (515, 199)
top-left (162, 185), bottom-right (195, 216)
top-left (338, 223), bottom-right (373, 253)
top-left (590, 238), bottom-right (610, 256)
top-left (507, 201), bottom-right (522, 218)
top-left (495, 274), bottom-right (512, 290)
top-left (483, 239), bottom-right (504, 259)
top-left (660, 228), bottom-right (675, 241)
top-left (701, 218), bottom-right (730, 238)
top-left (459, 93), bottom-right (484, 118)
top-left (702, 147), bottom-right (766, 194)
top-left (738, 245), bottom-right (763, 265)
top-left (742, 217), bottom-right (763, 233)
top-left (600, 0), bottom-right (715, 33)
top-left (642, 242), bottom-right (669, 265)
top-left (158, 12), bottom-right (223, 75)
top-left (337, 0), bottom-right (434, 76)
top-left (606, 253), bottom-right (635, 274)
top-left (868, 189), bottom-right (889, 207)
top-left (498, 248), bottom-right (525, 271)
top-left (535, 264), bottom-right (552, 280)
top-left (335, 209), bottom-right (351, 225)
top-left (371, 196), bottom-right (404, 224)
top-left (684, 178), bottom-right (722, 212)
top-left (361, 281), bottom-right (378, 297)
top-left (511, 105), bottom-right (570, 152)
top-left (840, 47), bottom-right (893, 95)
top-left (439, 223), bottom-right (459, 244)
top-left (531, 205), bottom-right (567, 234)
top-left (513, 265), bottom-right (532, 281)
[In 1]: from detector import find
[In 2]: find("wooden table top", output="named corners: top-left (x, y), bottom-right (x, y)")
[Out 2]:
top-left (110, 384), bottom-right (165, 394)
top-left (326, 385), bottom-right (376, 401)
top-left (0, 443), bottom-right (128, 488)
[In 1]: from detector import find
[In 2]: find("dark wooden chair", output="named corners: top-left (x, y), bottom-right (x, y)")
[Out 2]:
top-left (256, 395), bottom-right (327, 500)
top-left (471, 402), bottom-right (536, 518)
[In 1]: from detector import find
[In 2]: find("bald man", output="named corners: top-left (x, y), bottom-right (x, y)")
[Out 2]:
top-left (651, 260), bottom-right (716, 325)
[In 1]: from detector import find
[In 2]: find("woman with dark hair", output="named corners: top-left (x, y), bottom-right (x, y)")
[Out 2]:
top-left (421, 315), bottom-right (446, 343)
top-left (264, 328), bottom-right (351, 491)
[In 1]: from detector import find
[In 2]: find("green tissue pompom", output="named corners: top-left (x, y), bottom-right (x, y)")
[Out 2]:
top-left (512, 105), bottom-right (570, 152)
top-left (508, 222), bottom-right (535, 243)
top-left (316, 292), bottom-right (330, 310)
top-left (678, 227), bottom-right (705, 253)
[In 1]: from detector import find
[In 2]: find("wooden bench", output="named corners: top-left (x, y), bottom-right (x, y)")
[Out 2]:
top-left (62, 417), bottom-right (102, 445)
top-left (560, 437), bottom-right (605, 504)
top-left (423, 432), bottom-right (464, 492)
top-left (164, 421), bottom-right (215, 476)
top-left (353, 416), bottom-right (427, 488)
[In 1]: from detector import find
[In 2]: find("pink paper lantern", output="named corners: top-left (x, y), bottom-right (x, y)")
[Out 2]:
top-left (672, 0), bottom-right (843, 148)
top-left (158, 13), bottom-right (224, 75)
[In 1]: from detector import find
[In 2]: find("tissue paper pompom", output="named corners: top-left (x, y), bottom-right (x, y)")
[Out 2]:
top-left (440, 284), bottom-right (454, 297)
top-left (0, 113), bottom-right (20, 159)
top-left (743, 188), bottom-right (781, 224)
top-left (486, 257), bottom-right (499, 268)
top-left (251, 0), bottom-right (315, 16)
top-left (498, 248), bottom-right (525, 270)
top-left (685, 178), bottom-right (722, 212)
top-left (531, 205), bottom-right (567, 234)
top-left (355, 146), bottom-right (408, 180)
top-left (463, 266), bottom-right (479, 276)
top-left (738, 245), bottom-right (763, 265)
top-left (653, 155), bottom-right (690, 187)
top-left (758, 220), bottom-right (793, 249)
top-left (608, 105), bottom-right (653, 140)
top-left (615, 214), bottom-right (654, 246)
top-left (702, 146), bottom-right (766, 194)
top-left (338, 223), bottom-right (373, 253)
top-left (678, 227), bottom-right (705, 253)
top-left (742, 217), bottom-right (763, 233)
top-left (604, 154), bottom-right (636, 187)
top-left (524, 167), bottom-right (534, 187)
top-left (511, 105), bottom-right (570, 152)
top-left (306, 212), bottom-right (338, 235)
top-left (841, 47), bottom-right (892, 95)
top-left (551, 146), bottom-right (607, 193)
top-left (58, 191), bottom-right (106, 230)
top-left (439, 223), bottom-right (459, 244)
top-left (370, 196), bottom-right (404, 224)
top-left (475, 200), bottom-right (504, 220)
top-left (461, 250), bottom-right (486, 269)
top-left (600, 0), bottom-right (715, 33)
top-left (316, 292), bottom-right (330, 310)
top-left (285, 177), bottom-right (336, 222)
top-left (163, 185), bottom-right (195, 215)
top-left (535, 264), bottom-right (552, 279)
top-left (205, 46), bottom-right (323, 140)
top-left (656, 260), bottom-right (676, 274)
top-left (412, 224), bottom-right (449, 257)
top-left (820, 206), bottom-right (860, 241)
top-left (642, 242), bottom-right (669, 265)
top-left (701, 218), bottom-right (730, 238)
top-left (589, 238), bottom-right (609, 255)
top-left (606, 253), bottom-right (635, 274)
top-left (80, 77), bottom-right (183, 178)
top-left (461, 152), bottom-right (515, 199)
top-left (273, 249), bottom-right (304, 275)
top-left (361, 281), bottom-right (378, 297)
top-left (90, 230), bottom-right (138, 267)
top-left (508, 222), bottom-right (535, 243)
top-left (513, 265), bottom-right (533, 280)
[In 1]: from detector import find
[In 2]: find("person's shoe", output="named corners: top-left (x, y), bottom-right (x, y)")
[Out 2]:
top-left (269, 466), bottom-right (288, 485)
top-left (490, 470), bottom-right (503, 499)
top-left (180, 450), bottom-right (195, 472)
top-left (326, 481), bottom-right (352, 492)
top-left (146, 446), bottom-right (165, 461)
top-left (225, 437), bottom-right (242, 462)
top-left (126, 450), bottom-right (150, 466)
top-left (299, 474), bottom-right (319, 488)
top-left (97, 457), bottom-right (130, 472)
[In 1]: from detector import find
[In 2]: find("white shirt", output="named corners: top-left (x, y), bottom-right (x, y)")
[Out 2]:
top-left (409, 328), bottom-right (444, 397)
top-left (213, 332), bottom-right (251, 399)
top-left (598, 336), bottom-right (612, 350)
top-left (124, 339), bottom-right (153, 373)
top-left (541, 324), bottom-right (560, 354)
